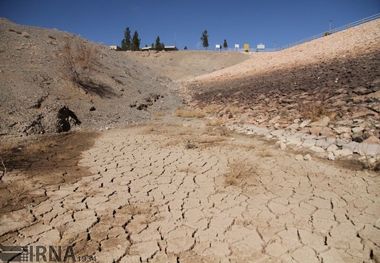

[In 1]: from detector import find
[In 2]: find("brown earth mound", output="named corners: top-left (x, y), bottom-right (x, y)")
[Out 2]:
top-left (0, 18), bottom-right (247, 136)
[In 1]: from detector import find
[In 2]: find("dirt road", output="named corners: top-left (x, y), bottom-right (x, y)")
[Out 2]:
top-left (1, 118), bottom-right (379, 263)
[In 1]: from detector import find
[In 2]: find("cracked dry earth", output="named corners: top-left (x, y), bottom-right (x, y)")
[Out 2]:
top-left (1, 119), bottom-right (380, 263)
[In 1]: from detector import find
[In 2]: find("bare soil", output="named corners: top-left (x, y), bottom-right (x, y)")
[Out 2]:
top-left (0, 132), bottom-right (97, 213)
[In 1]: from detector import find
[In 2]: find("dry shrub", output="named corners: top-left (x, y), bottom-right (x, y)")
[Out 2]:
top-left (206, 118), bottom-right (225, 126)
top-left (175, 108), bottom-right (205, 118)
top-left (225, 160), bottom-right (258, 186)
top-left (63, 37), bottom-right (97, 81)
top-left (185, 140), bottom-right (198, 149)
top-left (224, 105), bottom-right (242, 116)
top-left (226, 105), bottom-right (242, 114)
top-left (197, 135), bottom-right (226, 145)
top-left (257, 149), bottom-right (273, 158)
top-left (124, 204), bottom-right (161, 224)
top-left (298, 102), bottom-right (327, 121)
top-left (126, 204), bottom-right (152, 215)
top-left (205, 126), bottom-right (231, 138)
top-left (62, 37), bottom-right (119, 98)
top-left (141, 125), bottom-right (156, 134)
top-left (202, 104), bottom-right (222, 114)
top-left (153, 111), bottom-right (165, 118)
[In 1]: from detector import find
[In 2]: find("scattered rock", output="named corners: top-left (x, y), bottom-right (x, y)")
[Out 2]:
top-left (310, 116), bottom-right (330, 127)
top-left (327, 144), bottom-right (339, 153)
top-left (358, 143), bottom-right (380, 157)
top-left (364, 135), bottom-right (380, 144)
top-left (315, 138), bottom-right (334, 149)
top-left (90, 106), bottom-right (96, 111)
top-left (295, 154), bottom-right (303, 161)
top-left (334, 148), bottom-right (352, 158)
top-left (302, 139), bottom-right (316, 148)
top-left (333, 126), bottom-right (351, 134)
top-left (303, 154), bottom-right (312, 161)
top-left (21, 31), bottom-right (30, 38)
top-left (353, 86), bottom-right (372, 95)
top-left (136, 104), bottom-right (148, 111)
top-left (269, 116), bottom-right (281, 124)
top-left (299, 119), bottom-right (311, 128)
top-left (327, 152), bottom-right (335, 160)
top-left (23, 114), bottom-right (45, 135)
top-left (310, 146), bottom-right (325, 153)
top-left (47, 39), bottom-right (57, 45)
top-left (352, 126), bottom-right (364, 134)
top-left (352, 132), bottom-right (366, 143)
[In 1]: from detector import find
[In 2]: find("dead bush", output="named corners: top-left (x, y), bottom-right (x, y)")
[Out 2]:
top-left (205, 126), bottom-right (231, 138)
top-left (62, 38), bottom-right (117, 98)
top-left (197, 136), bottom-right (226, 145)
top-left (206, 118), bottom-right (225, 126)
top-left (225, 160), bottom-right (258, 186)
top-left (202, 104), bottom-right (222, 114)
top-left (257, 149), bottom-right (273, 158)
top-left (63, 37), bottom-right (97, 81)
top-left (175, 108), bottom-right (205, 118)
top-left (185, 140), bottom-right (198, 149)
top-left (298, 102), bottom-right (327, 121)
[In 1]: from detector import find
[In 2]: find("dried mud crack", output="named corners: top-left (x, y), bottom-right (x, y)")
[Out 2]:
top-left (0, 121), bottom-right (379, 263)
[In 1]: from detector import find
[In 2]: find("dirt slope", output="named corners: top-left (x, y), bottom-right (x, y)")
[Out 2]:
top-left (0, 18), bottom-right (247, 136)
top-left (186, 19), bottom-right (380, 144)
top-left (125, 51), bottom-right (248, 81)
top-left (0, 18), bottom-right (181, 136)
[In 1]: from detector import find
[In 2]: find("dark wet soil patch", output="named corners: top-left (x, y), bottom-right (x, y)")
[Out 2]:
top-left (0, 131), bottom-right (97, 213)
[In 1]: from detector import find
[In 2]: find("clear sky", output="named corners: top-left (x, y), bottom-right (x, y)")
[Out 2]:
top-left (0, 0), bottom-right (379, 49)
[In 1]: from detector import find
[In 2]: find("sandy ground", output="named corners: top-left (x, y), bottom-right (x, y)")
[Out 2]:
top-left (0, 117), bottom-right (379, 263)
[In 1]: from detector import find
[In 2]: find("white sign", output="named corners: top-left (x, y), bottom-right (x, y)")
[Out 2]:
top-left (257, 43), bottom-right (265, 50)
top-left (234, 44), bottom-right (240, 49)
top-left (215, 44), bottom-right (221, 49)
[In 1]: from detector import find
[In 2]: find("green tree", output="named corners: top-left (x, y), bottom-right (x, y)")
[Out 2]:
top-left (121, 27), bottom-right (131, 50)
top-left (155, 36), bottom-right (164, 51)
top-left (184, 46), bottom-right (188, 50)
top-left (201, 30), bottom-right (209, 49)
top-left (132, 31), bottom-right (140, 51)
top-left (223, 39), bottom-right (228, 49)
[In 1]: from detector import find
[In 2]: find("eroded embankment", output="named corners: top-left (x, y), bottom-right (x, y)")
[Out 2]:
top-left (188, 50), bottom-right (380, 146)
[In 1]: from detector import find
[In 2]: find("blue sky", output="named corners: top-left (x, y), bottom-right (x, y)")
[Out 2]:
top-left (0, 0), bottom-right (379, 49)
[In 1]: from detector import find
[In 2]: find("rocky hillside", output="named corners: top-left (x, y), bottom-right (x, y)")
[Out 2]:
top-left (187, 19), bottom-right (380, 146)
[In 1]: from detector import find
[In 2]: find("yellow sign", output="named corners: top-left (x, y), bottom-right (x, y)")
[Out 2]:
top-left (243, 43), bottom-right (250, 52)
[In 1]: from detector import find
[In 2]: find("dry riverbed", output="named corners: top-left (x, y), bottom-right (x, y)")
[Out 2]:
top-left (0, 117), bottom-right (379, 263)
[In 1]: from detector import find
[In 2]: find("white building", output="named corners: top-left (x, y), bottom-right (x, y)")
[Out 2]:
top-left (256, 43), bottom-right (265, 50)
